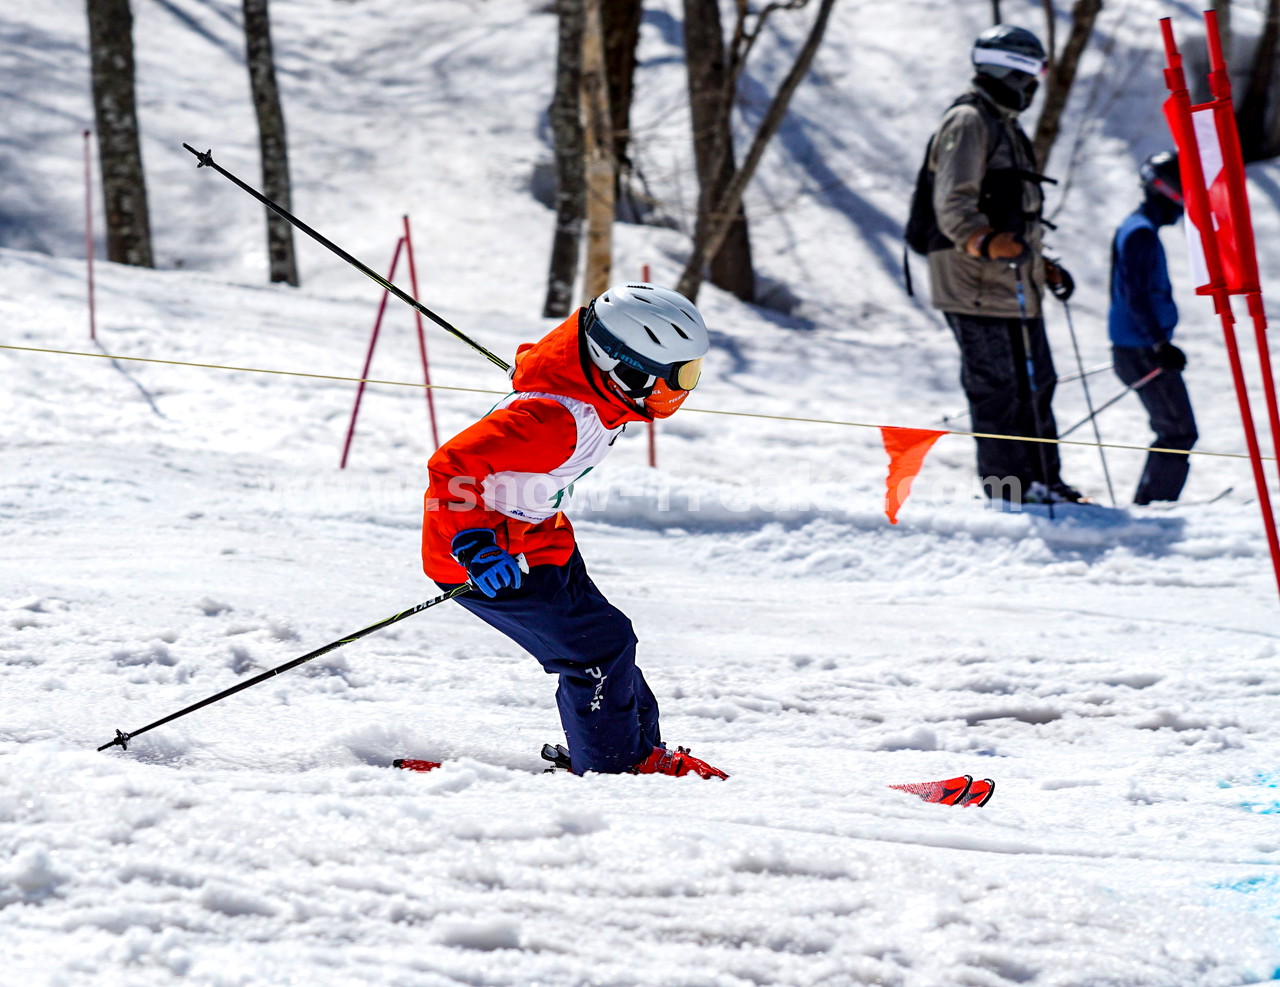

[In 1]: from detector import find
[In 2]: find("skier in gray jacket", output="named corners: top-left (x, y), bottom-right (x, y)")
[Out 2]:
top-left (926, 25), bottom-right (1081, 505)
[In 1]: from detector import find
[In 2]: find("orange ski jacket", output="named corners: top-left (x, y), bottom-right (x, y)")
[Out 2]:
top-left (421, 310), bottom-right (650, 583)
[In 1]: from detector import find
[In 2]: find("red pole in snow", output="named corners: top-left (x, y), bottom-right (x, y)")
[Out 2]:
top-left (1161, 17), bottom-right (1280, 602)
top-left (643, 263), bottom-right (656, 468)
top-left (1202, 11), bottom-right (1280, 492)
top-left (83, 129), bottom-right (96, 342)
top-left (402, 215), bottom-right (440, 450)
top-left (340, 236), bottom-right (405, 469)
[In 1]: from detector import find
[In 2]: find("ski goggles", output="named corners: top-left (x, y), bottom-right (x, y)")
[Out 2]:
top-left (584, 304), bottom-right (704, 392)
top-left (1148, 176), bottom-right (1184, 207)
top-left (973, 48), bottom-right (1047, 77)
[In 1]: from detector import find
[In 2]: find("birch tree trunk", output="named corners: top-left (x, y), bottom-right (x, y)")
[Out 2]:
top-left (244, 0), bottom-right (298, 286)
top-left (683, 0), bottom-right (754, 301)
top-left (542, 0), bottom-right (585, 318)
top-left (581, 0), bottom-right (614, 301)
top-left (1041, 0), bottom-right (1057, 74)
top-left (1212, 0), bottom-right (1232, 65)
top-left (677, 0), bottom-right (837, 303)
top-left (87, 0), bottom-right (153, 268)
top-left (1239, 0), bottom-right (1280, 162)
top-left (602, 0), bottom-right (642, 211)
top-left (1031, 0), bottom-right (1103, 171)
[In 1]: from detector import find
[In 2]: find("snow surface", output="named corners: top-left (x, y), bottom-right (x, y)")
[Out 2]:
top-left (5, 0), bottom-right (1280, 984)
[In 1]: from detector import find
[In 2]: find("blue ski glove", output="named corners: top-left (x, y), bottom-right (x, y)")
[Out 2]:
top-left (451, 528), bottom-right (522, 598)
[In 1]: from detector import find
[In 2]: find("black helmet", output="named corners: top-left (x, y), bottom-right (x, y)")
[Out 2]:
top-left (1140, 150), bottom-right (1183, 206)
top-left (972, 26), bottom-right (1046, 111)
top-left (972, 25), bottom-right (1047, 81)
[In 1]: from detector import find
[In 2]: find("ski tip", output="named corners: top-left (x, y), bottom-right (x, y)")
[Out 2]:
top-left (540, 743), bottom-right (573, 772)
top-left (963, 778), bottom-right (995, 807)
top-left (890, 774), bottom-right (994, 807)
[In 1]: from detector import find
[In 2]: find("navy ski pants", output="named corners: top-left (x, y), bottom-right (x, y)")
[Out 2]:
top-left (438, 549), bottom-right (660, 775)
top-left (1113, 345), bottom-right (1197, 504)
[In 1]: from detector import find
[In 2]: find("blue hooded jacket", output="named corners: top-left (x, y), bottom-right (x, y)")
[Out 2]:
top-left (1108, 205), bottom-right (1178, 348)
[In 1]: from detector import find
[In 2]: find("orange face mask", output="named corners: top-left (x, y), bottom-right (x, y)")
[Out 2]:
top-left (645, 380), bottom-right (691, 418)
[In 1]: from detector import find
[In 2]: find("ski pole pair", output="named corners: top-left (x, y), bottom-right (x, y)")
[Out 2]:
top-left (101, 146), bottom-right (545, 756)
top-left (96, 147), bottom-right (518, 755)
top-left (98, 583), bottom-right (472, 753)
top-left (1012, 264), bottom-right (1130, 509)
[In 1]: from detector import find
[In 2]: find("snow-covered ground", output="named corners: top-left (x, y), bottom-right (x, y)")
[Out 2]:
top-left (5, 1), bottom-right (1280, 984)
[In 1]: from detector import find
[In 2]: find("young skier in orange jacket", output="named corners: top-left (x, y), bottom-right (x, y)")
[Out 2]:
top-left (420, 283), bottom-right (726, 779)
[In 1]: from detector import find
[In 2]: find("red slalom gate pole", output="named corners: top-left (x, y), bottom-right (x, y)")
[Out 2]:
top-left (1245, 293), bottom-right (1280, 489)
top-left (1161, 16), bottom-right (1280, 602)
top-left (642, 263), bottom-right (656, 468)
top-left (83, 129), bottom-right (96, 341)
top-left (402, 215), bottom-right (440, 450)
top-left (1203, 11), bottom-right (1280, 491)
top-left (340, 236), bottom-right (405, 469)
top-left (1212, 291), bottom-right (1280, 598)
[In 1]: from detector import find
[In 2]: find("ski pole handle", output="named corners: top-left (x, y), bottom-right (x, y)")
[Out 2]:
top-left (181, 144), bottom-right (511, 374)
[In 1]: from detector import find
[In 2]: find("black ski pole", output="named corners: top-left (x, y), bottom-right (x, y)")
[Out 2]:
top-left (1058, 367), bottom-right (1163, 440)
top-left (180, 143), bottom-right (512, 375)
top-left (1059, 296), bottom-right (1117, 507)
top-left (1012, 262), bottom-right (1059, 517)
top-left (1058, 361), bottom-right (1114, 385)
top-left (97, 583), bottom-right (472, 753)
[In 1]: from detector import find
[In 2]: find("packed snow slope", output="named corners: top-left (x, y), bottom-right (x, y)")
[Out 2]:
top-left (5, 1), bottom-right (1280, 985)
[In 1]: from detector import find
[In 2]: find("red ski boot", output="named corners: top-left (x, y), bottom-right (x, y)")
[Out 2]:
top-left (633, 745), bottom-right (728, 780)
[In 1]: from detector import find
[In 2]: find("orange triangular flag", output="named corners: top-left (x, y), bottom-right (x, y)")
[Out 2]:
top-left (881, 427), bottom-right (946, 524)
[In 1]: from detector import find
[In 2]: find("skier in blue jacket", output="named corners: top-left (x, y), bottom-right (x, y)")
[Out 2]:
top-left (1108, 151), bottom-right (1197, 505)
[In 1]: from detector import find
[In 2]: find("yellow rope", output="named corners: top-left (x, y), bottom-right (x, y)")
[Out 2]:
top-left (1, 341), bottom-right (1264, 462)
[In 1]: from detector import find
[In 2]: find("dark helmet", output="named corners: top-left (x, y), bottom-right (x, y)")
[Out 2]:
top-left (1140, 150), bottom-right (1183, 206)
top-left (972, 26), bottom-right (1046, 111)
top-left (972, 25), bottom-right (1047, 81)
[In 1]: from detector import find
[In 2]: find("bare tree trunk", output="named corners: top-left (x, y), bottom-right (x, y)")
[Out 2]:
top-left (602, 0), bottom-right (642, 211)
top-left (1239, 0), bottom-right (1280, 162)
top-left (677, 0), bottom-right (836, 303)
top-left (87, 0), bottom-right (153, 268)
top-left (244, 0), bottom-right (298, 286)
top-left (1032, 0), bottom-right (1103, 171)
top-left (581, 0), bottom-right (614, 301)
top-left (542, 0), bottom-right (586, 317)
top-left (683, 0), bottom-right (755, 301)
top-left (1041, 0), bottom-right (1057, 73)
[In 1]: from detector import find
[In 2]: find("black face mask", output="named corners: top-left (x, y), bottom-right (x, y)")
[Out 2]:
top-left (1144, 192), bottom-right (1183, 227)
top-left (976, 73), bottom-right (1039, 112)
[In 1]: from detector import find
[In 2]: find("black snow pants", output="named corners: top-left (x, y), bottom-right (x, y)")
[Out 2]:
top-left (946, 312), bottom-right (1063, 500)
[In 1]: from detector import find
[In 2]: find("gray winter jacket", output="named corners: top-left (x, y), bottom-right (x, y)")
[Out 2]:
top-left (925, 85), bottom-right (1045, 318)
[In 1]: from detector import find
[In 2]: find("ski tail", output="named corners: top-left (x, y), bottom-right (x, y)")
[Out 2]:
top-left (393, 758), bottom-right (442, 773)
top-left (540, 743), bottom-right (573, 773)
top-left (890, 774), bottom-right (994, 807)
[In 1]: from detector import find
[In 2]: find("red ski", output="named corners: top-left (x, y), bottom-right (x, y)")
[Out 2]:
top-left (889, 774), bottom-right (994, 807)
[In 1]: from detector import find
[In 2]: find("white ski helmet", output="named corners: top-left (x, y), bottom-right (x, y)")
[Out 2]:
top-left (583, 283), bottom-right (709, 399)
